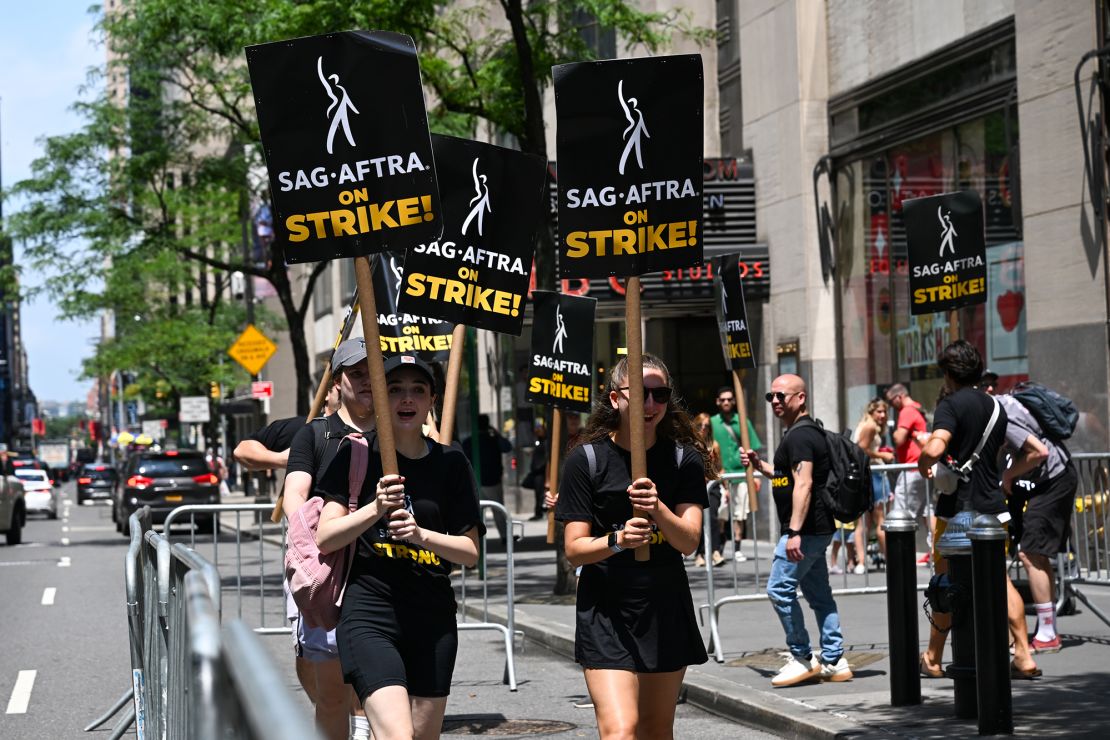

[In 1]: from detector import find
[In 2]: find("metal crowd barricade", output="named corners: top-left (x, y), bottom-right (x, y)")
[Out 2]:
top-left (87, 507), bottom-right (320, 740)
top-left (163, 504), bottom-right (290, 636)
top-left (703, 462), bottom-right (934, 663)
top-left (457, 499), bottom-right (520, 691)
top-left (1057, 452), bottom-right (1110, 628)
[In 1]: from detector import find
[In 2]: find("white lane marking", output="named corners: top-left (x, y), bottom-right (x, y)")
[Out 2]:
top-left (62, 526), bottom-right (69, 533)
top-left (60, 538), bottom-right (70, 546)
top-left (68, 526), bottom-right (114, 532)
top-left (42, 588), bottom-right (56, 606)
top-left (6, 670), bottom-right (36, 714)
top-left (58, 557), bottom-right (71, 568)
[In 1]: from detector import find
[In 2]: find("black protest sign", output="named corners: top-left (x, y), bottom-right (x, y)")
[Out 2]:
top-left (397, 135), bottom-right (546, 335)
top-left (554, 55), bottom-right (703, 279)
top-left (903, 191), bottom-right (987, 315)
top-left (371, 251), bottom-right (454, 361)
top-left (246, 31), bottom-right (441, 263)
top-left (714, 254), bottom-right (757, 370)
top-left (526, 292), bottom-right (596, 413)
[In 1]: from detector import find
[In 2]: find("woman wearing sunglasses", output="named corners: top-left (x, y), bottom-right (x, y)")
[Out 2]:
top-left (555, 354), bottom-right (710, 739)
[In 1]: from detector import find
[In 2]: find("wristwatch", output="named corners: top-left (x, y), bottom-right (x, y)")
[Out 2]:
top-left (608, 531), bottom-right (624, 553)
top-left (782, 527), bottom-right (800, 537)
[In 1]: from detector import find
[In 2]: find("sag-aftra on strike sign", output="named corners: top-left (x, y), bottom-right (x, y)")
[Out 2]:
top-left (554, 54), bottom-right (703, 278)
top-left (247, 31), bottom-right (442, 262)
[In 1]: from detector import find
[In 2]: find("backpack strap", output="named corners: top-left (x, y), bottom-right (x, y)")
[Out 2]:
top-left (584, 443), bottom-right (598, 481)
top-left (336, 433), bottom-right (369, 610)
top-left (955, 395), bottom-right (1001, 476)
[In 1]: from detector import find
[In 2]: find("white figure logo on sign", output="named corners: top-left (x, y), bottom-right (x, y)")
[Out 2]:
top-left (389, 255), bottom-right (405, 294)
top-left (461, 158), bottom-right (492, 237)
top-left (553, 305), bottom-right (568, 355)
top-left (317, 56), bottom-right (360, 154)
top-left (618, 79), bottom-right (650, 175)
top-left (938, 207), bottom-right (958, 257)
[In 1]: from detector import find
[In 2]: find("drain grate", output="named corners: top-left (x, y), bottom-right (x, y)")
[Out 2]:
top-left (442, 715), bottom-right (577, 736)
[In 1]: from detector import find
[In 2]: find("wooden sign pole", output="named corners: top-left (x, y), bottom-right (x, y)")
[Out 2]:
top-left (545, 407), bottom-right (563, 544)
top-left (732, 369), bottom-right (758, 515)
top-left (354, 256), bottom-right (399, 476)
top-left (271, 288), bottom-right (361, 523)
top-left (625, 276), bottom-right (651, 561)
top-left (438, 324), bottom-right (467, 445)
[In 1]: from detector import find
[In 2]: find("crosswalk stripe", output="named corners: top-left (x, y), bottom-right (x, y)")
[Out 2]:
top-left (42, 588), bottom-right (56, 606)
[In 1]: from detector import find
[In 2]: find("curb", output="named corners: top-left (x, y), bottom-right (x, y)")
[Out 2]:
top-left (462, 602), bottom-right (866, 739)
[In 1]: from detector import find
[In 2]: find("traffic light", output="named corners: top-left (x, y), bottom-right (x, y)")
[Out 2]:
top-left (209, 381), bottom-right (220, 399)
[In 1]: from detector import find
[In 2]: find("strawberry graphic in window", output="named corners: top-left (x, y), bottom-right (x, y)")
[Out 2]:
top-left (996, 290), bottom-right (1024, 332)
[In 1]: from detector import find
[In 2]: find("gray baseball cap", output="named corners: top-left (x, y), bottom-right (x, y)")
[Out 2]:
top-left (331, 338), bottom-right (368, 373)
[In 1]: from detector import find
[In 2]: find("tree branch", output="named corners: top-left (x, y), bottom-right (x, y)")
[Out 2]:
top-left (297, 261), bottom-right (330, 320)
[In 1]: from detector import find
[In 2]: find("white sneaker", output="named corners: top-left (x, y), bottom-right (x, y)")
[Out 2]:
top-left (813, 656), bottom-right (853, 682)
top-left (771, 655), bottom-right (819, 687)
top-left (829, 564), bottom-right (844, 575)
top-left (853, 563), bottom-right (866, 575)
top-left (734, 551), bottom-right (748, 562)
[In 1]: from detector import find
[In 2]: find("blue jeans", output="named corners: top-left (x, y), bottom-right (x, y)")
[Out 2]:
top-left (767, 533), bottom-right (844, 664)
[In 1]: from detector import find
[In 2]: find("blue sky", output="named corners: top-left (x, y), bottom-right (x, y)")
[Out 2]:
top-left (1, 2), bottom-right (101, 406)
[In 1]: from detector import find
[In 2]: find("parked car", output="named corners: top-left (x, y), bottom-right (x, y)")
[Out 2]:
top-left (16, 469), bottom-right (58, 519)
top-left (114, 450), bottom-right (221, 535)
top-left (76, 463), bottom-right (118, 505)
top-left (0, 475), bottom-right (26, 545)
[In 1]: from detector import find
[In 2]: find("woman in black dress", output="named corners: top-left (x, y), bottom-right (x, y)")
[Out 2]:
top-left (556, 353), bottom-right (710, 738)
top-left (315, 355), bottom-right (482, 740)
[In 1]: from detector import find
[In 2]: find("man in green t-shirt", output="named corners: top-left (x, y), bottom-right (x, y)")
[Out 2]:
top-left (711, 386), bottom-right (763, 561)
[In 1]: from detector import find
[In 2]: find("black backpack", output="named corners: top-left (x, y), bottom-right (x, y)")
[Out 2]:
top-left (1011, 382), bottom-right (1078, 442)
top-left (791, 417), bottom-right (872, 522)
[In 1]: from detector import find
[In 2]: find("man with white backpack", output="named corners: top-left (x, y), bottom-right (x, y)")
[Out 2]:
top-left (918, 340), bottom-right (1040, 680)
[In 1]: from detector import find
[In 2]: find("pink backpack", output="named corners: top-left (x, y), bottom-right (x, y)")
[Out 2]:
top-left (284, 433), bottom-right (368, 630)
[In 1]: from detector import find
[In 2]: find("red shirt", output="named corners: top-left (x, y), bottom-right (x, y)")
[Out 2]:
top-left (895, 403), bottom-right (927, 464)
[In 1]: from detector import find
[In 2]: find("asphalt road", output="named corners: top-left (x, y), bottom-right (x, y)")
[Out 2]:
top-left (0, 483), bottom-right (777, 738)
top-left (0, 480), bottom-right (133, 739)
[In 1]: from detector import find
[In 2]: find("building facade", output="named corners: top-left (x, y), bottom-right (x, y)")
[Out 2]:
top-left (729, 0), bottom-right (1110, 449)
top-left (279, 1), bottom-right (1110, 455)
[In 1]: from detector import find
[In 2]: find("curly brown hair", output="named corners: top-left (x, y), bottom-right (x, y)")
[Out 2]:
top-left (574, 353), bottom-right (714, 479)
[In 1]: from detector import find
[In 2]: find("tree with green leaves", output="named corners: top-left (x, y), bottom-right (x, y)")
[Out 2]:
top-left (5, 0), bottom-right (706, 592)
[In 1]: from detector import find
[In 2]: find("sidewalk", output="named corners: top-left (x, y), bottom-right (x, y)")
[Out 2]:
top-left (470, 516), bottom-right (1110, 739)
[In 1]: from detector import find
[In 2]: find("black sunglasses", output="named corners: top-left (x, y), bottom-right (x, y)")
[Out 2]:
top-left (765, 391), bottom-right (800, 403)
top-left (618, 386), bottom-right (673, 404)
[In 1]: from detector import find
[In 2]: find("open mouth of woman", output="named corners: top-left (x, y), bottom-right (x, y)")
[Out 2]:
top-left (397, 409), bottom-right (418, 422)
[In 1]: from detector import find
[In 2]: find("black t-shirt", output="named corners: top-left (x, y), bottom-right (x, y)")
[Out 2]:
top-left (771, 419), bottom-right (834, 535)
top-left (555, 437), bottom-right (707, 571)
top-left (248, 416), bottom-right (308, 452)
top-left (316, 438), bottom-right (483, 611)
top-left (286, 413), bottom-right (361, 492)
top-left (932, 387), bottom-right (1007, 516)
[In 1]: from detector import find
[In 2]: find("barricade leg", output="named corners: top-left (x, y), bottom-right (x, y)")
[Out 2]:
top-left (82, 689), bottom-right (132, 732)
top-left (883, 512), bottom-right (920, 706)
top-left (970, 516), bottom-right (1013, 735)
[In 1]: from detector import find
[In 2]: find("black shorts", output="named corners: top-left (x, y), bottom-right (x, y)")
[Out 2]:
top-left (336, 582), bottom-right (458, 701)
top-left (1020, 462), bottom-right (1078, 558)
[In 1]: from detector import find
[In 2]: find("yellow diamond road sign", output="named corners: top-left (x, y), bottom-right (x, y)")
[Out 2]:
top-left (229, 324), bottom-right (277, 376)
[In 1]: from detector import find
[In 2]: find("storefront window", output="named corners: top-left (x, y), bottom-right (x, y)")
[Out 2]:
top-left (837, 109), bottom-right (1026, 414)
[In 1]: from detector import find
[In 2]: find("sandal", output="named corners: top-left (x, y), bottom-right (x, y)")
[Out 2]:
top-left (1010, 660), bottom-right (1042, 680)
top-left (919, 654), bottom-right (944, 678)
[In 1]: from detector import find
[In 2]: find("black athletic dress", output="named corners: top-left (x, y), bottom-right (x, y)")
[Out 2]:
top-left (556, 437), bottom-right (709, 672)
top-left (316, 436), bottom-right (483, 700)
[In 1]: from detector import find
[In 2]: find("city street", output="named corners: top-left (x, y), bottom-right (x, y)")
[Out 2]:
top-left (0, 481), bottom-right (777, 738)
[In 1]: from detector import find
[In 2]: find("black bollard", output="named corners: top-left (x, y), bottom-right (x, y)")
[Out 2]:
top-left (938, 509), bottom-right (977, 719)
top-left (883, 511), bottom-right (920, 706)
top-left (969, 515), bottom-right (1013, 735)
